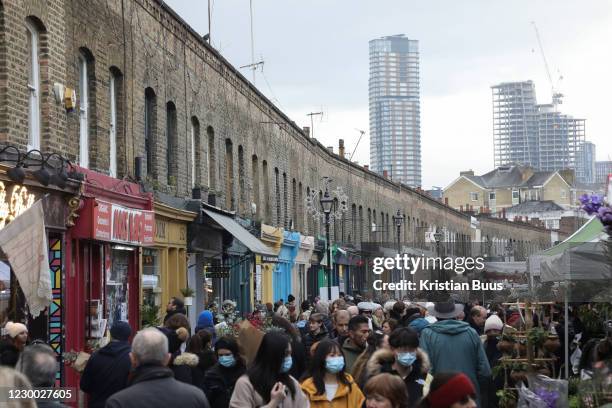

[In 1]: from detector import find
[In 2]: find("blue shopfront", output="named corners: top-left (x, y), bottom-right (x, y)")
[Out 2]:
top-left (273, 231), bottom-right (300, 302)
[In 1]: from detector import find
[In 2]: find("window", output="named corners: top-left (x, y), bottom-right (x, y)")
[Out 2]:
top-left (207, 127), bottom-right (215, 188)
top-left (78, 53), bottom-right (89, 168)
top-left (144, 88), bottom-right (156, 176)
top-left (109, 71), bottom-right (118, 177)
top-left (512, 190), bottom-right (519, 204)
top-left (190, 117), bottom-right (200, 188)
top-left (489, 192), bottom-right (496, 201)
top-left (225, 139), bottom-right (234, 209)
top-left (26, 19), bottom-right (41, 150)
top-left (238, 146), bottom-right (245, 212)
top-left (166, 102), bottom-right (177, 185)
top-left (470, 192), bottom-right (479, 201)
top-left (252, 155), bottom-right (259, 217)
top-left (560, 189), bottom-right (567, 199)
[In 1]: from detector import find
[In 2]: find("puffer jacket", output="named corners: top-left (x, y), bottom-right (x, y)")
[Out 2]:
top-left (171, 352), bottom-right (201, 386)
top-left (301, 374), bottom-right (365, 408)
top-left (362, 348), bottom-right (430, 407)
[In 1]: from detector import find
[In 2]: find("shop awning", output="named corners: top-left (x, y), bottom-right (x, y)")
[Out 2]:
top-left (203, 209), bottom-right (278, 259)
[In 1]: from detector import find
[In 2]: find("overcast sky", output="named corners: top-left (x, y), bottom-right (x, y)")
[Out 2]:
top-left (166, 0), bottom-right (612, 189)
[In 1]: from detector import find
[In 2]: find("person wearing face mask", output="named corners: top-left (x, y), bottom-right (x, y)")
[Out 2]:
top-left (229, 331), bottom-right (309, 408)
top-left (363, 327), bottom-right (429, 407)
top-left (203, 337), bottom-right (246, 408)
top-left (301, 339), bottom-right (365, 407)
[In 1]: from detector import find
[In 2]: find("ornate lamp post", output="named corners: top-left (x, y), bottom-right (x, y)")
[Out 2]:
top-left (305, 177), bottom-right (348, 301)
top-left (392, 210), bottom-right (404, 297)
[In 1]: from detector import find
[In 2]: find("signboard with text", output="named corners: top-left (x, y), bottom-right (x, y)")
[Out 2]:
top-left (93, 200), bottom-right (155, 246)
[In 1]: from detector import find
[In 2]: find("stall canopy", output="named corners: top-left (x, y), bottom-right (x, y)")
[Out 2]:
top-left (529, 216), bottom-right (609, 282)
top-left (203, 209), bottom-right (278, 260)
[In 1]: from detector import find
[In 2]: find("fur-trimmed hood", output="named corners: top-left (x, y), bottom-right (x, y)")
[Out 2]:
top-left (365, 347), bottom-right (430, 378)
top-left (173, 352), bottom-right (199, 367)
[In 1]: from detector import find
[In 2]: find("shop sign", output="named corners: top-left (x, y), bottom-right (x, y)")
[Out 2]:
top-left (205, 265), bottom-right (230, 279)
top-left (0, 182), bottom-right (37, 230)
top-left (94, 200), bottom-right (154, 246)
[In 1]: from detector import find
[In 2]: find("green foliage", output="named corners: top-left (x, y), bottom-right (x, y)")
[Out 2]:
top-left (141, 303), bottom-right (161, 328)
top-left (527, 327), bottom-right (548, 347)
top-left (180, 287), bottom-right (195, 297)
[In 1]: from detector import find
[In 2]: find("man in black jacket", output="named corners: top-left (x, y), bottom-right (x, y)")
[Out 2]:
top-left (80, 321), bottom-right (132, 408)
top-left (105, 327), bottom-right (209, 408)
top-left (163, 297), bottom-right (187, 324)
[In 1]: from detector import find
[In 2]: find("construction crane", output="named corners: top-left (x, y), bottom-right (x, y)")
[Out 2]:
top-left (531, 21), bottom-right (563, 107)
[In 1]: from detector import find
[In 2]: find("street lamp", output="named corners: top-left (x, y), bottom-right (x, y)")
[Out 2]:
top-left (433, 229), bottom-right (444, 280)
top-left (320, 187), bottom-right (334, 301)
top-left (392, 210), bottom-right (404, 298)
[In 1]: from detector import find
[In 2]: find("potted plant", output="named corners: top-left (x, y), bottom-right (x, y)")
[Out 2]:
top-left (497, 389), bottom-right (517, 408)
top-left (527, 327), bottom-right (548, 348)
top-left (543, 335), bottom-right (561, 352)
top-left (180, 287), bottom-right (195, 306)
top-left (509, 362), bottom-right (529, 384)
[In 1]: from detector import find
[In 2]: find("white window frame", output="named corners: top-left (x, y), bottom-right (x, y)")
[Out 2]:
top-left (512, 190), bottom-right (520, 205)
top-left (190, 122), bottom-right (196, 188)
top-left (26, 20), bottom-right (41, 150)
top-left (470, 192), bottom-right (479, 201)
top-left (489, 191), bottom-right (496, 201)
top-left (79, 54), bottom-right (89, 168)
top-left (109, 72), bottom-right (117, 177)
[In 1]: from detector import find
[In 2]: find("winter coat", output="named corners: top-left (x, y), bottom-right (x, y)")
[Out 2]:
top-left (105, 364), bottom-right (210, 408)
top-left (163, 308), bottom-right (187, 324)
top-left (362, 348), bottom-right (430, 407)
top-left (300, 374), bottom-right (365, 408)
top-left (420, 320), bottom-right (491, 398)
top-left (481, 337), bottom-right (503, 408)
top-left (80, 340), bottom-right (131, 408)
top-left (229, 374), bottom-right (310, 408)
top-left (0, 338), bottom-right (20, 367)
top-left (341, 338), bottom-right (365, 376)
top-left (203, 363), bottom-right (246, 408)
top-left (171, 352), bottom-right (200, 386)
top-left (289, 337), bottom-right (307, 380)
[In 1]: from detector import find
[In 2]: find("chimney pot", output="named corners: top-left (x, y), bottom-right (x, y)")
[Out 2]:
top-left (364, 164), bottom-right (369, 171)
top-left (327, 146), bottom-right (334, 153)
top-left (303, 126), bottom-right (310, 137)
top-left (383, 170), bottom-right (389, 178)
top-left (338, 139), bottom-right (345, 158)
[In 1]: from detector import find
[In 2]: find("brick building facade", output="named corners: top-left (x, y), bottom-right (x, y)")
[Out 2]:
top-left (0, 0), bottom-right (556, 252)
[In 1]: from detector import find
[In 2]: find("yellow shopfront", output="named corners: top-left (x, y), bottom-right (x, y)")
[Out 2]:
top-left (142, 202), bottom-right (196, 319)
top-left (259, 224), bottom-right (283, 304)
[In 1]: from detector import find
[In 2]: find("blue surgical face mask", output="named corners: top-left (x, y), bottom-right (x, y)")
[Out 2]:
top-left (218, 354), bottom-right (236, 368)
top-left (397, 351), bottom-right (417, 367)
top-left (325, 356), bottom-right (345, 374)
top-left (281, 356), bottom-right (293, 373)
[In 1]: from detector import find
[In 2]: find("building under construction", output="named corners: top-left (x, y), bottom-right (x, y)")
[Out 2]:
top-left (492, 80), bottom-right (586, 177)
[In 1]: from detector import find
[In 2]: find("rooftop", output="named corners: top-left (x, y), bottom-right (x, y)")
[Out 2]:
top-left (506, 200), bottom-right (564, 214)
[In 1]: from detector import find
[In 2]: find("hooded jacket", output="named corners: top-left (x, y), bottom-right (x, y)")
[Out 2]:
top-left (362, 348), bottom-right (430, 407)
top-left (420, 320), bottom-right (491, 396)
top-left (79, 340), bottom-right (132, 408)
top-left (105, 364), bottom-right (210, 408)
top-left (171, 352), bottom-right (200, 386)
top-left (300, 373), bottom-right (365, 408)
top-left (195, 311), bottom-right (217, 343)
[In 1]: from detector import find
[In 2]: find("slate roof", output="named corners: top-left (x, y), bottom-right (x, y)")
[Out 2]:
top-left (462, 165), bottom-right (557, 189)
top-left (506, 200), bottom-right (564, 213)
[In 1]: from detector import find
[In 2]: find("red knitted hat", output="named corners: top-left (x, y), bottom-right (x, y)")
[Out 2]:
top-left (427, 373), bottom-right (476, 408)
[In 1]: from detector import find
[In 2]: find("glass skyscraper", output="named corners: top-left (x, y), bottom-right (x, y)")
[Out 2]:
top-left (369, 35), bottom-right (421, 187)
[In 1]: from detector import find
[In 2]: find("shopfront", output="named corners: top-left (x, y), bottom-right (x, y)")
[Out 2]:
top-left (260, 224), bottom-right (283, 304)
top-left (0, 164), bottom-right (80, 385)
top-left (274, 231), bottom-right (300, 303)
top-left (306, 237), bottom-right (326, 301)
top-left (292, 235), bottom-right (314, 306)
top-left (146, 202), bottom-right (196, 323)
top-left (66, 168), bottom-right (153, 390)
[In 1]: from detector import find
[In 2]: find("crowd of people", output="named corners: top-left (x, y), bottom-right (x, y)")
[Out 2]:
top-left (1, 294), bottom-right (611, 407)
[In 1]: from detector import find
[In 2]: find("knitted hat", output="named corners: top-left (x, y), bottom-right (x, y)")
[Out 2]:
top-left (110, 321), bottom-right (132, 342)
top-left (427, 373), bottom-right (476, 408)
top-left (484, 314), bottom-right (504, 333)
top-left (4, 322), bottom-right (27, 338)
